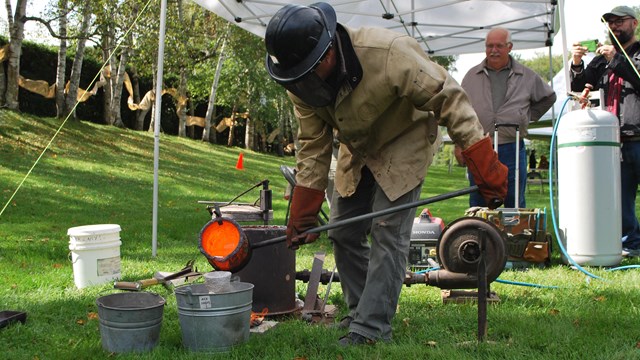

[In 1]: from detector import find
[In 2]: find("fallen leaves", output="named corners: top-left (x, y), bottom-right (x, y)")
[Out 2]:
top-left (402, 317), bottom-right (410, 327)
top-left (77, 312), bottom-right (99, 325)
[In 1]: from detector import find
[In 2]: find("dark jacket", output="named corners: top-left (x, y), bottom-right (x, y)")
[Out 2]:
top-left (570, 41), bottom-right (640, 139)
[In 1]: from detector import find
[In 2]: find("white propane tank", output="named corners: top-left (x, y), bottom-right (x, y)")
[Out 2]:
top-left (557, 108), bottom-right (621, 266)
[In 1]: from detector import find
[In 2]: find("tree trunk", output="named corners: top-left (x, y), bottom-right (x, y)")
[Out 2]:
top-left (4, 0), bottom-right (27, 111)
top-left (177, 68), bottom-right (187, 137)
top-left (260, 129), bottom-right (267, 153)
top-left (245, 117), bottom-right (253, 150)
top-left (105, 45), bottom-right (118, 125)
top-left (0, 53), bottom-right (6, 107)
top-left (227, 123), bottom-right (235, 147)
top-left (55, 0), bottom-right (68, 118)
top-left (203, 39), bottom-right (226, 143)
top-left (110, 51), bottom-right (128, 128)
top-left (110, 5), bottom-right (137, 129)
top-left (148, 63), bottom-right (157, 133)
top-left (227, 105), bottom-right (236, 147)
top-left (101, 29), bottom-right (113, 125)
top-left (187, 105), bottom-right (194, 138)
top-left (63, 4), bottom-right (92, 120)
top-left (130, 65), bottom-right (145, 130)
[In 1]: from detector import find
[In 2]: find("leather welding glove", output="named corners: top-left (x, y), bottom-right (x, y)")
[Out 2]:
top-left (462, 136), bottom-right (508, 209)
top-left (287, 186), bottom-right (325, 250)
top-left (453, 145), bottom-right (466, 166)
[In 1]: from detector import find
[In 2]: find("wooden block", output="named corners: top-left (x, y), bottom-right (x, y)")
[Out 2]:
top-left (250, 320), bottom-right (279, 334)
top-left (441, 290), bottom-right (500, 304)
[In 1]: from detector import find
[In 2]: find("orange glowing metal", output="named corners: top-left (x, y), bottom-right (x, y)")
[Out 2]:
top-left (198, 217), bottom-right (251, 272)
top-left (200, 220), bottom-right (241, 258)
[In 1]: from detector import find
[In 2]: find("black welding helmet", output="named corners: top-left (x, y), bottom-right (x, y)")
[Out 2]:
top-left (265, 2), bottom-right (336, 83)
top-left (265, 3), bottom-right (339, 107)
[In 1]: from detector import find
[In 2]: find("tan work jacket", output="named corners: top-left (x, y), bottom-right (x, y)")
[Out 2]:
top-left (290, 26), bottom-right (484, 201)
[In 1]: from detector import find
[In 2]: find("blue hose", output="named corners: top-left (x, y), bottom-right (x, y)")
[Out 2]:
top-left (495, 278), bottom-right (559, 289)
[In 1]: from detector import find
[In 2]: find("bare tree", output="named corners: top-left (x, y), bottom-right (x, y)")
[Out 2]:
top-left (202, 37), bottom-right (226, 143)
top-left (62, 2), bottom-right (92, 120)
top-left (3, 0), bottom-right (27, 110)
top-left (54, 0), bottom-right (68, 117)
top-left (106, 2), bottom-right (139, 128)
top-left (101, 29), bottom-right (113, 124)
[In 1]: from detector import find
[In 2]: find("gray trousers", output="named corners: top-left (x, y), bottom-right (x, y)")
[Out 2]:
top-left (329, 167), bottom-right (421, 341)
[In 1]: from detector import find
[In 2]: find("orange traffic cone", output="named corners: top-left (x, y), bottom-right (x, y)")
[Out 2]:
top-left (235, 153), bottom-right (244, 170)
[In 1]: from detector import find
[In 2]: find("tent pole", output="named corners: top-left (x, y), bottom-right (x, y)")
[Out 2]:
top-left (549, 46), bottom-right (555, 120)
top-left (558, 0), bottom-right (570, 107)
top-left (152, 0), bottom-right (168, 258)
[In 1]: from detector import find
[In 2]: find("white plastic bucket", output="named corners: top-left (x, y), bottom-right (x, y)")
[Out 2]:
top-left (68, 224), bottom-right (122, 288)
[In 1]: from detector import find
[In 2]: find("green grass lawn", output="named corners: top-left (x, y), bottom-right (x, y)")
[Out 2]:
top-left (2, 109), bottom-right (640, 359)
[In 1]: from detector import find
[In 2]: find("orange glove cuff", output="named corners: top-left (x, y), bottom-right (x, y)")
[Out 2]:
top-left (462, 137), bottom-right (508, 209)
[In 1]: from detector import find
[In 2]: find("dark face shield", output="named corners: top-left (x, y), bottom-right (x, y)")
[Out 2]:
top-left (279, 70), bottom-right (336, 107)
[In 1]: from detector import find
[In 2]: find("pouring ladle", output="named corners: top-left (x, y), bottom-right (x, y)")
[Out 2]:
top-left (199, 185), bottom-right (481, 273)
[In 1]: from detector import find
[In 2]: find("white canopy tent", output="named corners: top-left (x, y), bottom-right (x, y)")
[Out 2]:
top-left (150, 0), bottom-right (571, 255)
top-left (191, 0), bottom-right (558, 56)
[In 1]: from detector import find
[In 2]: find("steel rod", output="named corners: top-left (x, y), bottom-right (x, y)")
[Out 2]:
top-left (252, 185), bottom-right (478, 249)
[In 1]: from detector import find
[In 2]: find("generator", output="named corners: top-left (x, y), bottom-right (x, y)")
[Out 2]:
top-left (466, 207), bottom-right (552, 268)
top-left (408, 208), bottom-right (445, 268)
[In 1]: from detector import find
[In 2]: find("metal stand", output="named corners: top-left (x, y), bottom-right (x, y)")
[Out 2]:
top-left (494, 123), bottom-right (521, 207)
top-left (198, 180), bottom-right (274, 224)
top-left (438, 227), bottom-right (500, 343)
top-left (299, 252), bottom-right (337, 324)
top-left (477, 229), bottom-right (488, 342)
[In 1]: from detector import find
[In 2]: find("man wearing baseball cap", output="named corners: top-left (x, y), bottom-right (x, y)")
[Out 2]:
top-left (570, 5), bottom-right (640, 256)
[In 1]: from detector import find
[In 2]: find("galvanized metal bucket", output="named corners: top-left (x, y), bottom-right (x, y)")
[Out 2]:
top-left (174, 281), bottom-right (253, 352)
top-left (95, 292), bottom-right (166, 353)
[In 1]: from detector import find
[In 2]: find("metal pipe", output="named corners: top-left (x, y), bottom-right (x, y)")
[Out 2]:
top-left (151, 0), bottom-right (168, 258)
top-left (252, 185), bottom-right (478, 250)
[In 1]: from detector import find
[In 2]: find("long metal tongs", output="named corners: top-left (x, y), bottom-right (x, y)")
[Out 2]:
top-left (114, 260), bottom-right (198, 291)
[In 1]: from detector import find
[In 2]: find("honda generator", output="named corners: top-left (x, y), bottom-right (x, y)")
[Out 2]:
top-left (408, 208), bottom-right (445, 268)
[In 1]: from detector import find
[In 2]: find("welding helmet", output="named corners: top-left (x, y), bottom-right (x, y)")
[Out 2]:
top-left (265, 2), bottom-right (338, 107)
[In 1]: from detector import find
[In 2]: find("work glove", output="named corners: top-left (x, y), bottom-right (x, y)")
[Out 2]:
top-left (453, 145), bottom-right (466, 166)
top-left (287, 186), bottom-right (325, 250)
top-left (462, 137), bottom-right (508, 209)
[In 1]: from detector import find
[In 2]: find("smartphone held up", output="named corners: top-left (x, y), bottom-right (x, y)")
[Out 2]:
top-left (579, 39), bottom-right (598, 52)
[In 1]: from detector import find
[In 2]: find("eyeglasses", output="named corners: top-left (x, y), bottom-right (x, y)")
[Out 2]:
top-left (485, 42), bottom-right (511, 50)
top-left (606, 17), bottom-right (635, 26)
top-left (311, 42), bottom-right (332, 71)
